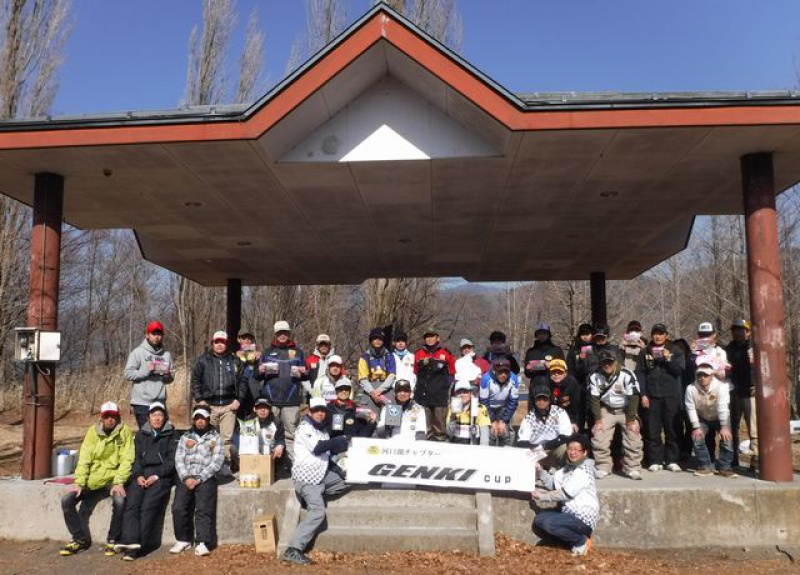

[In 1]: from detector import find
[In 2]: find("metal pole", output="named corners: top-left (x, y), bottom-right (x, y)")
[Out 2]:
top-left (22, 173), bottom-right (63, 480)
top-left (590, 272), bottom-right (607, 327)
top-left (226, 278), bottom-right (242, 352)
top-left (741, 152), bottom-right (793, 482)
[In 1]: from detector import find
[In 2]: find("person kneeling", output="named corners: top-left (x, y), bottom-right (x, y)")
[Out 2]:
top-left (171, 406), bottom-right (224, 557)
top-left (376, 379), bottom-right (427, 440)
top-left (446, 380), bottom-right (491, 445)
top-left (517, 384), bottom-right (572, 469)
top-left (532, 434), bottom-right (599, 557)
top-left (282, 398), bottom-right (350, 565)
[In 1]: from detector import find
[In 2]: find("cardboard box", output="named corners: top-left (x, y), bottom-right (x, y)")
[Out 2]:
top-left (252, 513), bottom-right (277, 553)
top-left (240, 454), bottom-right (274, 486)
top-left (239, 435), bottom-right (260, 455)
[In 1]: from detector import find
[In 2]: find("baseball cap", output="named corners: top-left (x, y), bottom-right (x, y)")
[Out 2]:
top-left (492, 357), bottom-right (511, 371)
top-left (238, 328), bottom-right (255, 339)
top-left (254, 398), bottom-right (272, 408)
top-left (211, 330), bottom-right (228, 343)
top-left (316, 334), bottom-right (331, 344)
top-left (146, 321), bottom-right (164, 334)
top-left (454, 380), bottom-right (473, 392)
top-left (459, 338), bottom-right (474, 348)
top-left (192, 406), bottom-right (211, 419)
top-left (651, 323), bottom-right (668, 334)
top-left (334, 379), bottom-right (352, 390)
top-left (148, 401), bottom-right (166, 414)
top-left (599, 350), bottom-right (617, 363)
top-left (369, 327), bottom-right (385, 341)
top-left (423, 327), bottom-right (439, 337)
top-left (393, 331), bottom-right (408, 342)
top-left (549, 359), bottom-right (567, 373)
top-left (731, 319), bottom-right (751, 330)
top-left (696, 365), bottom-right (714, 376)
top-left (532, 384), bottom-right (551, 399)
top-left (100, 401), bottom-right (120, 417)
top-left (309, 397), bottom-right (327, 410)
top-left (534, 322), bottom-right (551, 333)
top-left (698, 322), bottom-right (715, 335)
top-left (626, 320), bottom-right (642, 332)
top-left (274, 320), bottom-right (291, 333)
top-left (394, 379), bottom-right (412, 391)
top-left (594, 324), bottom-right (610, 338)
top-left (327, 354), bottom-right (343, 366)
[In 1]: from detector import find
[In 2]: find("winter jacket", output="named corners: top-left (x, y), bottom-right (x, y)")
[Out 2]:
top-left (455, 354), bottom-right (483, 384)
top-left (537, 458), bottom-right (599, 530)
top-left (130, 421), bottom-right (178, 482)
top-left (446, 399), bottom-right (491, 445)
top-left (517, 405), bottom-right (572, 450)
top-left (566, 339), bottom-right (595, 385)
top-left (312, 373), bottom-right (352, 402)
top-left (376, 400), bottom-right (427, 440)
top-left (191, 351), bottom-right (247, 406)
top-left (413, 345), bottom-right (456, 407)
top-left (483, 344), bottom-right (521, 374)
top-left (238, 414), bottom-right (286, 452)
top-left (327, 399), bottom-right (376, 439)
top-left (74, 421), bottom-right (135, 490)
top-left (583, 342), bottom-right (623, 378)
top-left (124, 339), bottom-right (174, 407)
top-left (478, 370), bottom-right (520, 423)
top-left (635, 341), bottom-right (685, 398)
top-left (306, 347), bottom-right (336, 386)
top-left (725, 340), bottom-right (754, 397)
top-left (292, 416), bottom-right (348, 484)
top-left (258, 341), bottom-right (307, 407)
top-left (588, 366), bottom-right (640, 421)
top-left (358, 347), bottom-right (397, 394)
top-left (685, 377), bottom-right (731, 429)
top-left (175, 425), bottom-right (224, 483)
top-left (392, 349), bottom-right (417, 389)
top-left (531, 373), bottom-right (583, 428)
top-left (523, 340), bottom-right (565, 379)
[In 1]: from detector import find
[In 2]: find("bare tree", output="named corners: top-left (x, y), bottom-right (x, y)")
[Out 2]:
top-left (236, 5), bottom-right (265, 104)
top-left (375, 0), bottom-right (462, 50)
top-left (185, 0), bottom-right (236, 107)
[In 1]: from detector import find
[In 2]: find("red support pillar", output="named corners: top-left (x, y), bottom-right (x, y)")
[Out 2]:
top-left (21, 173), bottom-right (63, 480)
top-left (590, 272), bottom-right (607, 327)
top-left (741, 153), bottom-right (793, 482)
top-left (226, 278), bottom-right (242, 353)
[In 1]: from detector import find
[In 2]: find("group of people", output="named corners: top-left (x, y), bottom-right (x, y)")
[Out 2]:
top-left (58, 316), bottom-right (757, 562)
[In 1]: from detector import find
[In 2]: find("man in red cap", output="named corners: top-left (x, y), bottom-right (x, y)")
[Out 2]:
top-left (124, 321), bottom-right (175, 428)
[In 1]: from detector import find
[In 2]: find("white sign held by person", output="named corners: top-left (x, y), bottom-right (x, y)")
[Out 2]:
top-left (346, 438), bottom-right (537, 492)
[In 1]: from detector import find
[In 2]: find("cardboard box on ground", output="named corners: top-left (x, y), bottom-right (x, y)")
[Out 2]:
top-left (253, 514), bottom-right (277, 553)
top-left (240, 454), bottom-right (274, 486)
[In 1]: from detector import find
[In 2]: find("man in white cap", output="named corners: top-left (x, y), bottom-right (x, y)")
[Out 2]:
top-left (455, 338), bottom-right (483, 390)
top-left (311, 355), bottom-right (350, 402)
top-left (59, 401), bottom-right (134, 557)
top-left (281, 398), bottom-right (349, 565)
top-left (190, 330), bottom-right (247, 471)
top-left (305, 334), bottom-right (336, 388)
top-left (171, 406), bottom-right (224, 557)
top-left (685, 363), bottom-right (736, 478)
top-left (258, 321), bottom-right (308, 463)
top-left (692, 322), bottom-right (729, 382)
top-left (446, 379), bottom-right (491, 445)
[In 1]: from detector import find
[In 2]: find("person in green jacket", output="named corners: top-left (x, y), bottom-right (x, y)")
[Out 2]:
top-left (59, 401), bottom-right (135, 557)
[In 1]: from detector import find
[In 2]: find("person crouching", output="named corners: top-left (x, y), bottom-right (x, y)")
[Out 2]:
top-left (281, 398), bottom-right (350, 565)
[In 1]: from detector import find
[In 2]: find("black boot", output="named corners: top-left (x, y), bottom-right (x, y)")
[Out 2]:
top-left (282, 547), bottom-right (312, 565)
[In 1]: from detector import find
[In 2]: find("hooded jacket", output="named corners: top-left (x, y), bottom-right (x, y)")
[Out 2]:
top-left (478, 370), bottom-right (520, 422)
top-left (685, 376), bottom-right (731, 429)
top-left (124, 339), bottom-right (174, 406)
top-left (74, 421), bottom-right (135, 490)
top-left (258, 340), bottom-right (307, 406)
top-left (191, 350), bottom-right (247, 405)
top-left (131, 421), bottom-right (177, 481)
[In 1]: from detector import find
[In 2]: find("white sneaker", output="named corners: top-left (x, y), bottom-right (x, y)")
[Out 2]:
top-left (571, 538), bottom-right (593, 557)
top-left (594, 469), bottom-right (609, 479)
top-left (666, 463), bottom-right (682, 472)
top-left (647, 464), bottom-right (663, 472)
top-left (195, 542), bottom-right (210, 557)
top-left (627, 470), bottom-right (643, 481)
top-left (169, 541), bottom-right (191, 554)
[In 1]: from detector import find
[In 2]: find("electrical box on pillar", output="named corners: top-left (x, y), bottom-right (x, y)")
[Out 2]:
top-left (14, 328), bottom-right (62, 362)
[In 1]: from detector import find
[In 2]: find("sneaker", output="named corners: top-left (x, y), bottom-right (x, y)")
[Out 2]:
top-left (195, 542), bottom-right (210, 557)
top-left (647, 464), bottom-right (663, 472)
top-left (571, 538), bottom-right (593, 557)
top-left (594, 469), bottom-right (609, 479)
top-left (103, 543), bottom-right (117, 556)
top-left (169, 541), bottom-right (192, 554)
top-left (59, 540), bottom-right (89, 557)
top-left (666, 463), bottom-right (682, 472)
top-left (719, 469), bottom-right (738, 479)
top-left (113, 542), bottom-right (141, 552)
top-left (122, 551), bottom-right (138, 561)
top-left (627, 470), bottom-right (643, 481)
top-left (282, 547), bottom-right (312, 565)
top-left (694, 468), bottom-right (714, 477)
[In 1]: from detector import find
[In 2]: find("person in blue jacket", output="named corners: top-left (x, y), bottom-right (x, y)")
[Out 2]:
top-left (479, 357), bottom-right (520, 446)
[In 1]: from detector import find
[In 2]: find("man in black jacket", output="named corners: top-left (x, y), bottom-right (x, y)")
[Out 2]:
top-left (725, 319), bottom-right (757, 466)
top-left (636, 323), bottom-right (685, 473)
top-left (535, 359), bottom-right (583, 432)
top-left (523, 323), bottom-right (565, 381)
top-left (191, 330), bottom-right (247, 468)
top-left (113, 402), bottom-right (177, 560)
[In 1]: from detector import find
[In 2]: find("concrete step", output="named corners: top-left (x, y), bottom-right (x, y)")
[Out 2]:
top-left (328, 486), bottom-right (476, 508)
top-left (312, 526), bottom-right (479, 553)
top-left (313, 505), bottom-right (478, 529)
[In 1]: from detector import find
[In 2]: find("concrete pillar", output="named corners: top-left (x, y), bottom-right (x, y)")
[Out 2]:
top-left (226, 278), bottom-right (242, 352)
top-left (590, 272), bottom-right (607, 327)
top-left (741, 153), bottom-right (793, 482)
top-left (22, 173), bottom-right (63, 480)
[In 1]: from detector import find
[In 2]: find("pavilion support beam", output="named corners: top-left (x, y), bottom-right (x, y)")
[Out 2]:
top-left (226, 278), bottom-right (242, 352)
top-left (22, 173), bottom-right (63, 480)
top-left (590, 272), bottom-right (607, 327)
top-left (741, 152), bottom-right (793, 482)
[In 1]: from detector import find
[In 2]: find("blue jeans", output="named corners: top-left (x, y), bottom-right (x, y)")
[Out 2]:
top-left (533, 510), bottom-right (592, 548)
top-left (693, 419), bottom-right (734, 471)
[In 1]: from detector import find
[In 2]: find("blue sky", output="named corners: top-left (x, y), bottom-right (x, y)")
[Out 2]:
top-left (54, 0), bottom-right (800, 115)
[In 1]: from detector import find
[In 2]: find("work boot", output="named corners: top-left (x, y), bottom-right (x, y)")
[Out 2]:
top-left (282, 547), bottom-right (312, 565)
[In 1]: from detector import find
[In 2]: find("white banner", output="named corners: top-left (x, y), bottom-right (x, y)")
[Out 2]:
top-left (346, 438), bottom-right (537, 492)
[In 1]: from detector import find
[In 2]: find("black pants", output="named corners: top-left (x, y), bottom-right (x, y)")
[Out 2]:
top-left (61, 485), bottom-right (125, 544)
top-left (172, 478), bottom-right (218, 546)
top-left (644, 395), bottom-right (681, 466)
top-left (132, 405), bottom-right (150, 429)
top-left (120, 478), bottom-right (172, 550)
